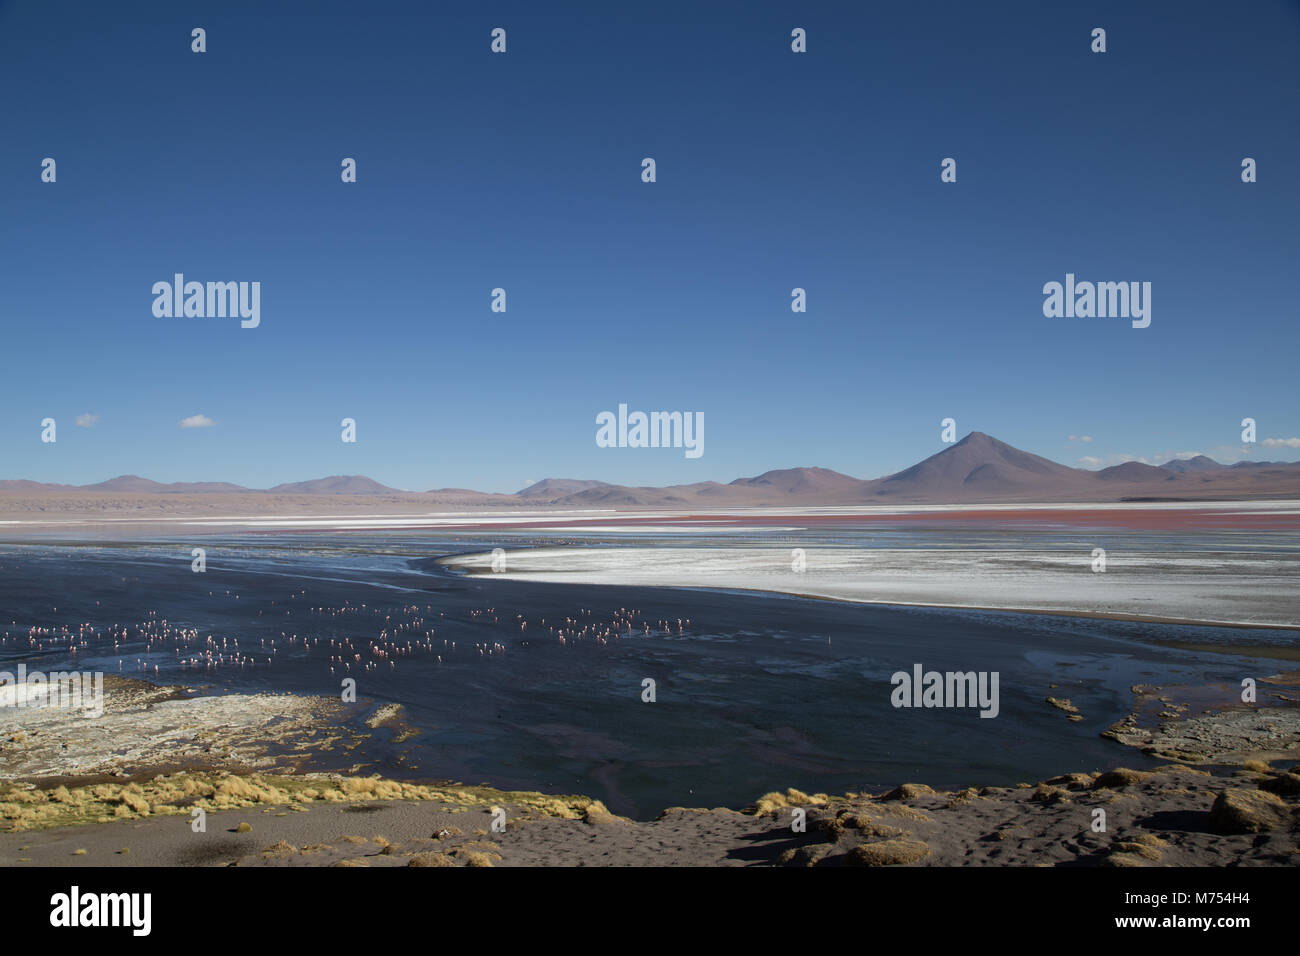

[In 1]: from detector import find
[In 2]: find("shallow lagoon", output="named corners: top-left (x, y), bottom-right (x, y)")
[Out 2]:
top-left (0, 532), bottom-right (1293, 818)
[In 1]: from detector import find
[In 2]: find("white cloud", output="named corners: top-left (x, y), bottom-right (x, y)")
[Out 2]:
top-left (1261, 437), bottom-right (1300, 448)
top-left (1067, 435), bottom-right (1094, 443)
top-left (179, 414), bottom-right (216, 429)
top-left (75, 413), bottom-right (99, 428)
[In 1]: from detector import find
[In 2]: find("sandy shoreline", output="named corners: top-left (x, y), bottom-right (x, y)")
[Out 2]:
top-left (1, 672), bottom-right (1296, 867)
top-left (4, 761), bottom-right (1293, 867)
top-left (3, 757), bottom-right (1296, 868)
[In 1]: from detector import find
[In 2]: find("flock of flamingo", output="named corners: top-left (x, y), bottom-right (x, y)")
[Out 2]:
top-left (3, 585), bottom-right (696, 685)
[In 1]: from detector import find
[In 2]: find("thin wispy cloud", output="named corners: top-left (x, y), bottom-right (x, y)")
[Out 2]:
top-left (75, 413), bottom-right (99, 428)
top-left (179, 414), bottom-right (216, 429)
top-left (1261, 437), bottom-right (1300, 448)
top-left (1067, 434), bottom-right (1093, 443)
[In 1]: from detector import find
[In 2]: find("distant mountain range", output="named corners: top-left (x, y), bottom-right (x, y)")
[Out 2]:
top-left (4, 432), bottom-right (1300, 506)
top-left (506, 433), bottom-right (1300, 506)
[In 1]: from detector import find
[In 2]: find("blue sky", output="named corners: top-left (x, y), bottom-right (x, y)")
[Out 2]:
top-left (2, 0), bottom-right (1297, 492)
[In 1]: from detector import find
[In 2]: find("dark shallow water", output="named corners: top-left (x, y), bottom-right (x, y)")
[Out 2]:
top-left (0, 534), bottom-right (1293, 819)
